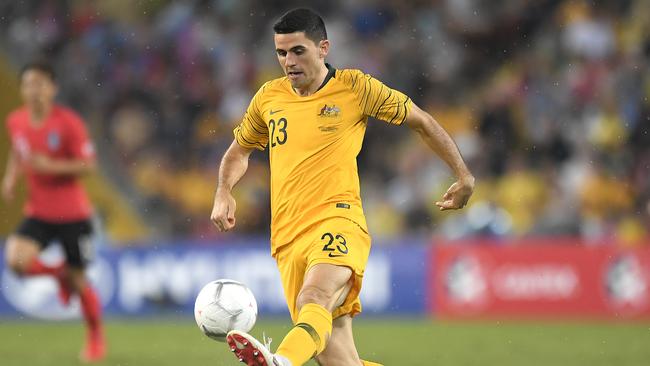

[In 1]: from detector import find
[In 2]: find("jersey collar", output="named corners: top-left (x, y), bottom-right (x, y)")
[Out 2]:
top-left (316, 63), bottom-right (336, 92)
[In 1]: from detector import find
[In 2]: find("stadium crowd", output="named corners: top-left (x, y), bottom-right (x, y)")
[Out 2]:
top-left (1, 0), bottom-right (648, 244)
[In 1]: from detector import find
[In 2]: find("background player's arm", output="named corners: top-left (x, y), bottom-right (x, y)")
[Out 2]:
top-left (28, 153), bottom-right (96, 175)
top-left (405, 103), bottom-right (474, 210)
top-left (210, 140), bottom-right (254, 232)
top-left (2, 150), bottom-right (21, 202)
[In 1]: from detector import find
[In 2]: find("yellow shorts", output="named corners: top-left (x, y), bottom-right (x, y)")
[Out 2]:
top-left (273, 217), bottom-right (371, 322)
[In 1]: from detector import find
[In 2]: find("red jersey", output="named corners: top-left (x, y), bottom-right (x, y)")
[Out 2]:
top-left (6, 105), bottom-right (94, 222)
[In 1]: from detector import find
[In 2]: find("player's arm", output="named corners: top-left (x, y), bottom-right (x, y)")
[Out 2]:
top-left (212, 82), bottom-right (268, 232)
top-left (2, 149), bottom-right (21, 202)
top-left (405, 103), bottom-right (474, 210)
top-left (210, 140), bottom-right (255, 232)
top-left (28, 153), bottom-right (96, 175)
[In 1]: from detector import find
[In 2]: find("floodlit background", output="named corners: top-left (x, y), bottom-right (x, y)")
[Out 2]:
top-left (0, 1), bottom-right (649, 365)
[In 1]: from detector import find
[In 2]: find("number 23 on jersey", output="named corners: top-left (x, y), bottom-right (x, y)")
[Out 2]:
top-left (269, 117), bottom-right (287, 147)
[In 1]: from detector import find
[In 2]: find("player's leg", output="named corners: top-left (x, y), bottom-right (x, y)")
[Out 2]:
top-left (4, 218), bottom-right (61, 276)
top-left (273, 217), bottom-right (371, 366)
top-left (314, 314), bottom-right (360, 365)
top-left (68, 266), bottom-right (105, 362)
top-left (6, 219), bottom-right (74, 306)
top-left (272, 263), bottom-right (352, 365)
top-left (227, 218), bottom-right (371, 366)
top-left (314, 315), bottom-right (383, 366)
top-left (228, 263), bottom-right (351, 366)
top-left (58, 220), bottom-right (105, 362)
top-left (5, 235), bottom-right (44, 274)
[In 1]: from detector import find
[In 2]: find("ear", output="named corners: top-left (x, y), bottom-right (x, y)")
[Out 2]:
top-left (319, 39), bottom-right (330, 59)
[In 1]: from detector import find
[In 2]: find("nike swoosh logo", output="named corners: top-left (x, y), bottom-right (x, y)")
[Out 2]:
top-left (328, 253), bottom-right (344, 258)
top-left (270, 109), bottom-right (284, 115)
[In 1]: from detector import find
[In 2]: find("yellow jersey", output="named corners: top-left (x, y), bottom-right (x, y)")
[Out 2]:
top-left (234, 65), bottom-right (412, 255)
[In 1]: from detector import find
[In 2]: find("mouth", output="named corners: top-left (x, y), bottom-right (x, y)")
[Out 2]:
top-left (287, 71), bottom-right (303, 80)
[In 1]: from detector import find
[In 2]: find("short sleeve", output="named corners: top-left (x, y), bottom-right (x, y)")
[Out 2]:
top-left (65, 111), bottom-right (95, 160)
top-left (233, 84), bottom-right (269, 150)
top-left (339, 70), bottom-right (412, 125)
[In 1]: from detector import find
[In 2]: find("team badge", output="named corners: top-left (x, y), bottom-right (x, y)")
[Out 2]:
top-left (318, 104), bottom-right (340, 118)
top-left (47, 131), bottom-right (61, 150)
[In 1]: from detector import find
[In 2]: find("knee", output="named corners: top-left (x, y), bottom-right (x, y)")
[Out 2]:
top-left (5, 248), bottom-right (29, 275)
top-left (4, 236), bottom-right (40, 275)
top-left (315, 353), bottom-right (348, 366)
top-left (315, 345), bottom-right (361, 366)
top-left (297, 285), bottom-right (334, 311)
top-left (6, 256), bottom-right (28, 274)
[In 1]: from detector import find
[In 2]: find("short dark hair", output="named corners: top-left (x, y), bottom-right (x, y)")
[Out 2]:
top-left (20, 60), bottom-right (56, 82)
top-left (273, 8), bottom-right (327, 44)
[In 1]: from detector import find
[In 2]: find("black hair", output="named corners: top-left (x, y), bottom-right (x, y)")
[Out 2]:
top-left (273, 8), bottom-right (327, 44)
top-left (20, 60), bottom-right (56, 82)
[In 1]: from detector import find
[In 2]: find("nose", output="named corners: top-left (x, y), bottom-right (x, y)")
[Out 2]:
top-left (284, 52), bottom-right (297, 68)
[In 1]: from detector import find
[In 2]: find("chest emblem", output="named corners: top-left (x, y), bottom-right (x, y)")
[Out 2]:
top-left (318, 104), bottom-right (340, 118)
top-left (47, 131), bottom-right (61, 150)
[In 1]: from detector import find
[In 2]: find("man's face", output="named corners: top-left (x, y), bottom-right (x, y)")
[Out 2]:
top-left (20, 69), bottom-right (57, 109)
top-left (274, 31), bottom-right (329, 90)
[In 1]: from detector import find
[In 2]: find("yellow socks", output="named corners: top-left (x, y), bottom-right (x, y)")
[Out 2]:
top-left (276, 303), bottom-right (332, 365)
top-left (273, 304), bottom-right (383, 366)
top-left (362, 361), bottom-right (384, 366)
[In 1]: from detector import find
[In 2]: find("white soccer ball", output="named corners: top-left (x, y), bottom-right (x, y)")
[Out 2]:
top-left (194, 279), bottom-right (258, 342)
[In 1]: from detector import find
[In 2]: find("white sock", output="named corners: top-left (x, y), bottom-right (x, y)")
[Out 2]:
top-left (273, 354), bottom-right (292, 366)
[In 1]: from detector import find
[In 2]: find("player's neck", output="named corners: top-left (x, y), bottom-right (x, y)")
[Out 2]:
top-left (294, 64), bottom-right (329, 97)
top-left (28, 103), bottom-right (52, 126)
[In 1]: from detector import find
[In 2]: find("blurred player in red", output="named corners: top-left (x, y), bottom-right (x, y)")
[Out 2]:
top-left (1, 61), bottom-right (105, 362)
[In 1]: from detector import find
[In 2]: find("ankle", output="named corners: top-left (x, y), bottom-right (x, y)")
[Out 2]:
top-left (88, 326), bottom-right (103, 339)
top-left (274, 354), bottom-right (292, 366)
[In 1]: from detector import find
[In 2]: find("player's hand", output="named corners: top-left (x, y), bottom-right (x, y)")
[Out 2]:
top-left (211, 189), bottom-right (237, 232)
top-left (435, 176), bottom-right (475, 211)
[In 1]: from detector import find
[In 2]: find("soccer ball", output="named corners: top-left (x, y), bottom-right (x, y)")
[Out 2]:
top-left (194, 279), bottom-right (258, 342)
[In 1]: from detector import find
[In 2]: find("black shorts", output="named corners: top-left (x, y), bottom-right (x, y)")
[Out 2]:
top-left (15, 218), bottom-right (94, 268)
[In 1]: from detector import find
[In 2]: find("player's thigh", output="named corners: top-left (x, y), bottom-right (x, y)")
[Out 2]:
top-left (302, 217), bottom-right (371, 315)
top-left (315, 315), bottom-right (362, 366)
top-left (56, 220), bottom-right (94, 269)
top-left (4, 235), bottom-right (42, 270)
top-left (4, 218), bottom-right (51, 270)
top-left (299, 263), bottom-right (353, 311)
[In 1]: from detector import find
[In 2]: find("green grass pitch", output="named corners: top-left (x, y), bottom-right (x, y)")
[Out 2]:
top-left (0, 318), bottom-right (649, 366)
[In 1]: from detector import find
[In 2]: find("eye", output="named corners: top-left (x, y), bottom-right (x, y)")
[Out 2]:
top-left (277, 50), bottom-right (287, 57)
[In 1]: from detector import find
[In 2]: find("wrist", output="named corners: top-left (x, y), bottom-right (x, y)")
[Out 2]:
top-left (458, 173), bottom-right (475, 186)
top-left (216, 186), bottom-right (232, 195)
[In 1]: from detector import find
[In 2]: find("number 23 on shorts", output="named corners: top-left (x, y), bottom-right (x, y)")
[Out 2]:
top-left (321, 232), bottom-right (348, 257)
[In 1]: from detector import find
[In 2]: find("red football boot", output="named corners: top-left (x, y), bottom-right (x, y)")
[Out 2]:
top-left (79, 331), bottom-right (106, 363)
top-left (227, 330), bottom-right (286, 366)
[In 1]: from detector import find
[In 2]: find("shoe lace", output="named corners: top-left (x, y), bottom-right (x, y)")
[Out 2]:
top-left (262, 331), bottom-right (273, 351)
top-left (264, 332), bottom-right (289, 366)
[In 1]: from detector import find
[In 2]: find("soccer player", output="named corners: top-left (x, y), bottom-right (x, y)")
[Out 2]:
top-left (1, 61), bottom-right (105, 362)
top-left (211, 8), bottom-right (474, 366)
